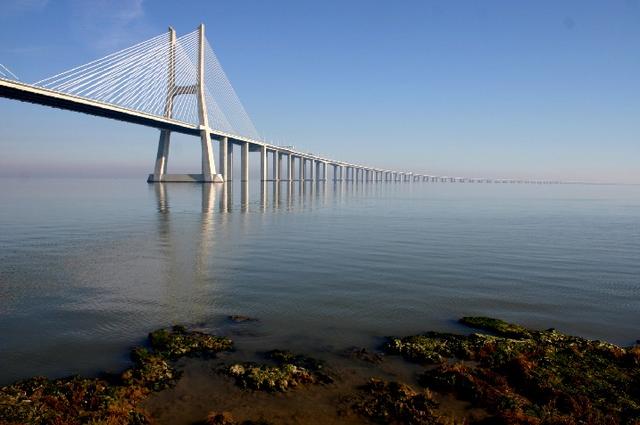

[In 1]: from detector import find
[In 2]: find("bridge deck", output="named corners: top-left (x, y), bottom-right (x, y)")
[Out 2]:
top-left (0, 78), bottom-right (375, 171)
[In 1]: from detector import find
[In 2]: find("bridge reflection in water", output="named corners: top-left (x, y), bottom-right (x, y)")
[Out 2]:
top-left (153, 181), bottom-right (347, 214)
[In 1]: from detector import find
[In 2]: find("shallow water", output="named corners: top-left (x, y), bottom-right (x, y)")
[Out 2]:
top-left (0, 178), bottom-right (639, 385)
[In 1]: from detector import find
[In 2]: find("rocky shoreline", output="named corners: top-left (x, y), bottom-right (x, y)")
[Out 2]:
top-left (1, 317), bottom-right (638, 424)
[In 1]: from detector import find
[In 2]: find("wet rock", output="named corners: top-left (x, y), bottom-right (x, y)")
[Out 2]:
top-left (352, 378), bottom-right (446, 424)
top-left (0, 375), bottom-right (150, 424)
top-left (0, 325), bottom-right (232, 424)
top-left (224, 349), bottom-right (333, 391)
top-left (206, 411), bottom-right (236, 425)
top-left (264, 349), bottom-right (334, 384)
top-left (388, 317), bottom-right (640, 424)
top-left (121, 347), bottom-right (180, 391)
top-left (344, 347), bottom-right (385, 364)
top-left (264, 349), bottom-right (324, 371)
top-left (202, 412), bottom-right (273, 425)
top-left (149, 325), bottom-right (233, 358)
top-left (228, 315), bottom-right (259, 323)
top-left (458, 317), bottom-right (531, 339)
top-left (383, 331), bottom-right (486, 364)
top-left (226, 362), bottom-right (315, 392)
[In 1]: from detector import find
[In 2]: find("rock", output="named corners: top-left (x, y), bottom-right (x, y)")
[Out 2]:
top-left (0, 375), bottom-right (150, 424)
top-left (265, 349), bottom-right (334, 384)
top-left (387, 317), bottom-right (640, 424)
top-left (224, 349), bottom-right (333, 391)
top-left (124, 347), bottom-right (180, 390)
top-left (206, 411), bottom-right (235, 425)
top-left (344, 347), bottom-right (384, 364)
top-left (229, 315), bottom-right (258, 323)
top-left (149, 325), bottom-right (233, 358)
top-left (226, 362), bottom-right (315, 392)
top-left (352, 378), bottom-right (444, 424)
top-left (458, 316), bottom-right (531, 339)
top-left (0, 325), bottom-right (233, 424)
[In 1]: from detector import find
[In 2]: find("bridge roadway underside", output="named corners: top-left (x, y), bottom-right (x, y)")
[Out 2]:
top-left (0, 80), bottom-right (201, 137)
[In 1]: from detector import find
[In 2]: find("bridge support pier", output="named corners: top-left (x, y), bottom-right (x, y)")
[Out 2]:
top-left (219, 136), bottom-right (228, 181)
top-left (260, 145), bottom-right (267, 181)
top-left (147, 25), bottom-right (223, 183)
top-left (152, 130), bottom-right (171, 181)
top-left (241, 142), bottom-right (249, 182)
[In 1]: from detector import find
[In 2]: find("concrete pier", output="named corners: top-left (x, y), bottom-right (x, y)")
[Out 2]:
top-left (218, 136), bottom-right (228, 181)
top-left (227, 144), bottom-right (233, 181)
top-left (241, 142), bottom-right (249, 181)
top-left (260, 145), bottom-right (267, 181)
top-left (272, 150), bottom-right (279, 181)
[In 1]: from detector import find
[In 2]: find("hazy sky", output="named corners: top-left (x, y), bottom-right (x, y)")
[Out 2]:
top-left (0, 0), bottom-right (638, 182)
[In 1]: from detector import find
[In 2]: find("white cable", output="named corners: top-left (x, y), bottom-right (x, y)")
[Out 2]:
top-left (0, 64), bottom-right (19, 80)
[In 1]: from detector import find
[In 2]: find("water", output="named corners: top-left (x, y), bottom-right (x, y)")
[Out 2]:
top-left (0, 178), bottom-right (639, 385)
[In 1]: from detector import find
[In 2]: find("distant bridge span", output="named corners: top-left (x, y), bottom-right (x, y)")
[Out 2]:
top-left (0, 24), bottom-right (557, 185)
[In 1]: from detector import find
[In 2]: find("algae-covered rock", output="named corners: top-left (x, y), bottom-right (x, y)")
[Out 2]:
top-left (225, 350), bottom-right (332, 392)
top-left (0, 325), bottom-right (233, 424)
top-left (149, 325), bottom-right (233, 358)
top-left (388, 317), bottom-right (640, 424)
top-left (121, 347), bottom-right (180, 391)
top-left (226, 362), bottom-right (314, 392)
top-left (459, 317), bottom-right (531, 339)
top-left (353, 378), bottom-right (447, 425)
top-left (0, 375), bottom-right (149, 425)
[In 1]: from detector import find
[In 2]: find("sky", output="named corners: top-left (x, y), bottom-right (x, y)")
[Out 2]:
top-left (0, 0), bottom-right (638, 183)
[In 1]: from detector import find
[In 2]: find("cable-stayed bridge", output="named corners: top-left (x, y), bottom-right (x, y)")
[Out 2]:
top-left (0, 24), bottom-right (557, 184)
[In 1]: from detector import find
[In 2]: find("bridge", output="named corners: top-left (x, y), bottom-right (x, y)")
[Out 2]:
top-left (0, 24), bottom-right (557, 185)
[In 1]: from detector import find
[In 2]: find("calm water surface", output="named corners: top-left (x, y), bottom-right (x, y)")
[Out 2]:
top-left (0, 178), bottom-right (639, 385)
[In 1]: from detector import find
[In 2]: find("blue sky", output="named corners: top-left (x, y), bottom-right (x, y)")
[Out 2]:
top-left (0, 0), bottom-right (638, 182)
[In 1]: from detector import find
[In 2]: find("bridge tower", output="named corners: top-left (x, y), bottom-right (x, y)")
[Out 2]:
top-left (148, 24), bottom-right (223, 183)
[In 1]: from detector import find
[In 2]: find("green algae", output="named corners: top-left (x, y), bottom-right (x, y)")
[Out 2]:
top-left (2, 318), bottom-right (638, 424)
top-left (0, 326), bottom-right (233, 425)
top-left (149, 325), bottom-right (233, 359)
top-left (0, 375), bottom-right (149, 425)
top-left (120, 347), bottom-right (179, 391)
top-left (459, 317), bottom-right (531, 339)
top-left (352, 378), bottom-right (451, 425)
top-left (225, 350), bottom-right (333, 392)
top-left (226, 363), bottom-right (315, 392)
top-left (385, 317), bottom-right (640, 424)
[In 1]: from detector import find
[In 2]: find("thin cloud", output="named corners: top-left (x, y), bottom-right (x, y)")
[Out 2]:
top-left (70, 0), bottom-right (155, 52)
top-left (0, 0), bottom-right (49, 17)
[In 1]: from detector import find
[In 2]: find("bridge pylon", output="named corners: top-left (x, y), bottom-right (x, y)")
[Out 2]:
top-left (148, 24), bottom-right (223, 183)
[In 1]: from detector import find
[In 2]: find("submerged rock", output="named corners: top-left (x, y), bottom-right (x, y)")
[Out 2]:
top-left (228, 315), bottom-right (259, 323)
top-left (344, 347), bottom-right (385, 364)
top-left (203, 411), bottom-right (273, 425)
top-left (206, 411), bottom-right (236, 425)
top-left (352, 378), bottom-right (446, 425)
top-left (385, 317), bottom-right (640, 424)
top-left (458, 317), bottom-right (531, 339)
